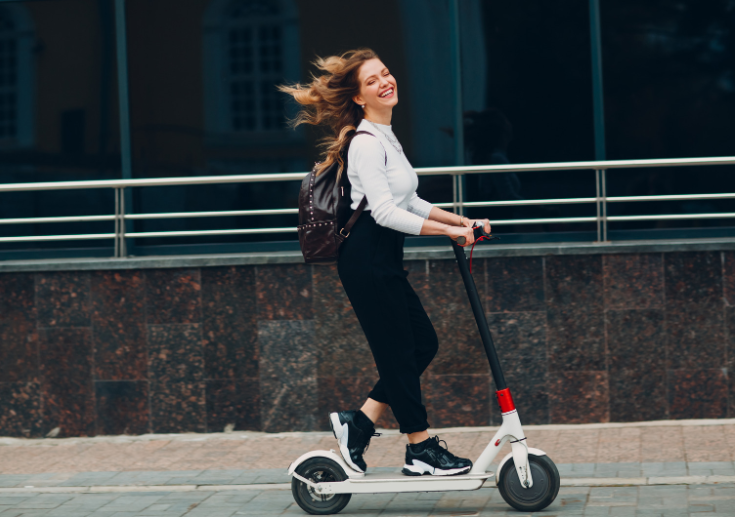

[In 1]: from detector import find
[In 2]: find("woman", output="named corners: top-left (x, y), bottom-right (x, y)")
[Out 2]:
top-left (280, 49), bottom-right (491, 476)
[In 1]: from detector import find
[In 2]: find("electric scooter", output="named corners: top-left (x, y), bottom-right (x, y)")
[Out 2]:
top-left (288, 226), bottom-right (560, 515)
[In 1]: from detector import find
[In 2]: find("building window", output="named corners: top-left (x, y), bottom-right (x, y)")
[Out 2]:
top-left (228, 1), bottom-right (284, 131)
top-left (0, 4), bottom-right (33, 149)
top-left (203, 0), bottom-right (300, 140)
top-left (0, 8), bottom-right (18, 141)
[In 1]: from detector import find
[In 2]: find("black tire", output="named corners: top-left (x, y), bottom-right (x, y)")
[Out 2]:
top-left (291, 457), bottom-right (352, 515)
top-left (497, 453), bottom-right (560, 512)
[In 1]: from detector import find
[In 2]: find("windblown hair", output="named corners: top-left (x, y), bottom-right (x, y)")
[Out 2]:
top-left (278, 49), bottom-right (378, 176)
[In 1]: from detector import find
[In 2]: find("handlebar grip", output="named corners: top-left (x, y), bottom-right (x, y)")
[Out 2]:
top-left (456, 225), bottom-right (491, 246)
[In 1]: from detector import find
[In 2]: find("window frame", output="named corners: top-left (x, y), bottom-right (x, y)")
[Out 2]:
top-left (202, 0), bottom-right (301, 148)
top-left (0, 2), bottom-right (34, 151)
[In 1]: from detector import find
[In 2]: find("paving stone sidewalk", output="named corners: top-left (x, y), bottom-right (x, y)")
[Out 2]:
top-left (1, 462), bottom-right (734, 490)
top-left (0, 484), bottom-right (734, 516)
top-left (1, 422), bottom-right (735, 516)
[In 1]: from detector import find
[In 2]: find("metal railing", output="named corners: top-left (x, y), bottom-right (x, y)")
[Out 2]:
top-left (1, 156), bottom-right (734, 258)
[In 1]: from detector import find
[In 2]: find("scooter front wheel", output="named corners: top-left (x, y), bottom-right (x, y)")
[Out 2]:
top-left (497, 453), bottom-right (560, 512)
top-left (291, 457), bottom-right (351, 515)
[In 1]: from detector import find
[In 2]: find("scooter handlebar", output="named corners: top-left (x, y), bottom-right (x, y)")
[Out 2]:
top-left (456, 225), bottom-right (493, 246)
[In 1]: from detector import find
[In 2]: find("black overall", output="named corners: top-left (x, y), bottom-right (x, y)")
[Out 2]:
top-left (338, 212), bottom-right (438, 434)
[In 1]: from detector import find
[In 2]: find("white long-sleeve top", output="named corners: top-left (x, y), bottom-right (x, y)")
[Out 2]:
top-left (346, 119), bottom-right (433, 235)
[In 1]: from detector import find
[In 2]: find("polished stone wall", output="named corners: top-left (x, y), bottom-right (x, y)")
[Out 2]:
top-left (0, 250), bottom-right (733, 437)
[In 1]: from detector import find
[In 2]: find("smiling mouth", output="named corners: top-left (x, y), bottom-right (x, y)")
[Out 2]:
top-left (379, 88), bottom-right (395, 98)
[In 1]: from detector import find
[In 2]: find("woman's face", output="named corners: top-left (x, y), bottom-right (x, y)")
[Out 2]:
top-left (353, 58), bottom-right (398, 112)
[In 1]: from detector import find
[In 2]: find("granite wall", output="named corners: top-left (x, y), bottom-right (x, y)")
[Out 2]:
top-left (0, 250), bottom-right (733, 437)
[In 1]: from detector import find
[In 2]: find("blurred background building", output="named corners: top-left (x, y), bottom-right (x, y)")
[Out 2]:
top-left (1, 0), bottom-right (734, 438)
top-left (0, 0), bottom-right (734, 259)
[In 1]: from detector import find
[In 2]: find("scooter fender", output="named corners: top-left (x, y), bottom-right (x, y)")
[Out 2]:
top-left (495, 447), bottom-right (547, 486)
top-left (287, 449), bottom-right (365, 479)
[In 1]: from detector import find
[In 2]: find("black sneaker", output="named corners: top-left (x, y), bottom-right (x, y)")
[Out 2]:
top-left (402, 436), bottom-right (472, 476)
top-left (329, 411), bottom-right (380, 473)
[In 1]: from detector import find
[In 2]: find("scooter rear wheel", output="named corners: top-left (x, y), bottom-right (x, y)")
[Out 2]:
top-left (497, 453), bottom-right (560, 512)
top-left (292, 457), bottom-right (351, 515)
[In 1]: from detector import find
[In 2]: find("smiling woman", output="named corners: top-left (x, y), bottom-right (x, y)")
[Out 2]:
top-left (278, 49), bottom-right (493, 478)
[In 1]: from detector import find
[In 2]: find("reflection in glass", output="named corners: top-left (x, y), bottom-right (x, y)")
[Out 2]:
top-left (227, 3), bottom-right (284, 132)
top-left (460, 1), bottom-right (595, 240)
top-left (602, 0), bottom-right (735, 235)
top-left (0, 0), bottom-right (119, 257)
top-left (0, 8), bottom-right (19, 141)
top-left (128, 0), bottom-right (460, 250)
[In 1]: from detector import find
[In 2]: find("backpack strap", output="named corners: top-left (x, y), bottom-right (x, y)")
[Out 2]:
top-left (340, 130), bottom-right (384, 237)
top-left (341, 196), bottom-right (367, 238)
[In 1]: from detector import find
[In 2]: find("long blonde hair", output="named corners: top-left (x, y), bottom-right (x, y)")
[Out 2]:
top-left (278, 49), bottom-right (378, 176)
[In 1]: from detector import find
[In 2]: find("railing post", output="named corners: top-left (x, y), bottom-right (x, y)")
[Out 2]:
top-left (601, 169), bottom-right (608, 241)
top-left (452, 175), bottom-right (458, 214)
top-left (451, 174), bottom-right (466, 216)
top-left (115, 187), bottom-right (127, 258)
top-left (458, 173), bottom-right (465, 217)
top-left (595, 169), bottom-right (602, 242)
top-left (114, 187), bottom-right (120, 258)
top-left (594, 168), bottom-right (609, 243)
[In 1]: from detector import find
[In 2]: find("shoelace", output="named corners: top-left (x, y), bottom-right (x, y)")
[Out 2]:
top-left (362, 431), bottom-right (382, 453)
top-left (427, 436), bottom-right (461, 461)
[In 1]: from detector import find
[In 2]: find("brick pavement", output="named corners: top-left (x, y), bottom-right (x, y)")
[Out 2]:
top-left (0, 484), bottom-right (734, 516)
top-left (1, 420), bottom-right (734, 475)
top-left (1, 462), bottom-right (734, 490)
top-left (1, 420), bottom-right (735, 517)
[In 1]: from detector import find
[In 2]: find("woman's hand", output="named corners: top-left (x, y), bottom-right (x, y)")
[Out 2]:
top-left (462, 217), bottom-right (492, 235)
top-left (445, 225), bottom-right (475, 246)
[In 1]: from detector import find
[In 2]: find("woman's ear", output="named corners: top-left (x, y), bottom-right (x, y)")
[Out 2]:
top-left (352, 95), bottom-right (364, 108)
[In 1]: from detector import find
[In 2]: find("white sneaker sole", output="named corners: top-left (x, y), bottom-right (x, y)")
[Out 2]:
top-left (329, 412), bottom-right (365, 473)
top-left (402, 459), bottom-right (471, 476)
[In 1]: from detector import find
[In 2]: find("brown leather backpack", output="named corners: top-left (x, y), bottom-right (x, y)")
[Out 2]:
top-left (297, 131), bottom-right (384, 264)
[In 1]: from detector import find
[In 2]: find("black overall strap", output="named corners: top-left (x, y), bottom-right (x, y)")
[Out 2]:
top-left (341, 129), bottom-right (387, 236)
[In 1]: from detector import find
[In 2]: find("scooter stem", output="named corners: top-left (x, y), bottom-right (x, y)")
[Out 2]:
top-left (451, 239), bottom-right (507, 391)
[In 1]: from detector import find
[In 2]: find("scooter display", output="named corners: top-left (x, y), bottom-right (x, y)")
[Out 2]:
top-left (288, 226), bottom-right (560, 515)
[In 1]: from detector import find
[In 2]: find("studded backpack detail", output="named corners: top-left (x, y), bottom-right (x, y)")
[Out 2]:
top-left (297, 130), bottom-right (384, 264)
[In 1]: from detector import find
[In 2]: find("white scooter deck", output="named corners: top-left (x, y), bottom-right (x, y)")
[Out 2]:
top-left (293, 466), bottom-right (493, 495)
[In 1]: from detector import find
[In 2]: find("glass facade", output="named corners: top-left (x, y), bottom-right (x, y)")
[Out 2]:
top-left (0, 0), bottom-right (733, 258)
top-left (601, 0), bottom-right (735, 237)
top-left (0, 0), bottom-right (119, 257)
top-left (460, 0), bottom-right (597, 238)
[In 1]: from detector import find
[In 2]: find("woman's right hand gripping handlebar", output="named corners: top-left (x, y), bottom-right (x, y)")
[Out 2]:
top-left (446, 225), bottom-right (475, 247)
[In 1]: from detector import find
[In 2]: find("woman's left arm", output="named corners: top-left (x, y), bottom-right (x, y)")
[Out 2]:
top-left (406, 192), bottom-right (491, 233)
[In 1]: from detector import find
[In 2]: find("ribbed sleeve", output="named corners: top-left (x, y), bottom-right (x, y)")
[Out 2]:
top-left (349, 135), bottom-right (426, 236)
top-left (407, 192), bottom-right (433, 219)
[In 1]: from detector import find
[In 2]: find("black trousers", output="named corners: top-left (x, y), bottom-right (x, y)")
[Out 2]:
top-left (338, 213), bottom-right (438, 434)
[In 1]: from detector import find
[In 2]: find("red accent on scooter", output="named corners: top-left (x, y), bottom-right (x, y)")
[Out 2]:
top-left (496, 388), bottom-right (516, 413)
top-left (495, 439), bottom-right (501, 446)
top-left (468, 234), bottom-right (489, 273)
